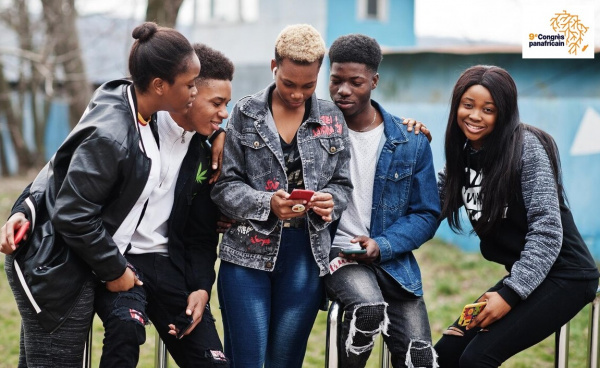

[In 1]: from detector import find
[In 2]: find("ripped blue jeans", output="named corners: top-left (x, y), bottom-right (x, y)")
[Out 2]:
top-left (324, 263), bottom-right (437, 368)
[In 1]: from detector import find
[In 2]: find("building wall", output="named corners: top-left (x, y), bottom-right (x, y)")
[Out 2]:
top-left (326, 0), bottom-right (415, 47)
top-left (373, 52), bottom-right (600, 257)
top-left (188, 0), bottom-right (328, 105)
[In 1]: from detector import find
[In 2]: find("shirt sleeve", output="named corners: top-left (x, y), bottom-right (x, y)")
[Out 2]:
top-left (501, 131), bottom-right (563, 303)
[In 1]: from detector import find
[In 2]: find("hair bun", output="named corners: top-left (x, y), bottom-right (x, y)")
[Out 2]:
top-left (132, 22), bottom-right (158, 42)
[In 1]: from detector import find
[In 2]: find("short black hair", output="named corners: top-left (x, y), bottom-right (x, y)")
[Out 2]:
top-left (193, 43), bottom-right (235, 82)
top-left (328, 34), bottom-right (382, 73)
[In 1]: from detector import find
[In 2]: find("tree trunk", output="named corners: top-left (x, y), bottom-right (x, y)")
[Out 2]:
top-left (146, 0), bottom-right (185, 28)
top-left (41, 0), bottom-right (91, 129)
top-left (0, 61), bottom-right (32, 174)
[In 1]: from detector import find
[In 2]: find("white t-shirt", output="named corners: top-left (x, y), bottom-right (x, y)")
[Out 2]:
top-left (112, 119), bottom-right (161, 254)
top-left (128, 111), bottom-right (194, 254)
top-left (333, 123), bottom-right (384, 249)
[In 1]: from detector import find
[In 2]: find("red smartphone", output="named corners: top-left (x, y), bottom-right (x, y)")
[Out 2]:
top-left (14, 221), bottom-right (30, 245)
top-left (289, 189), bottom-right (314, 201)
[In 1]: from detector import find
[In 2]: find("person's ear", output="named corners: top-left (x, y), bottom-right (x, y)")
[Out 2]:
top-left (372, 73), bottom-right (379, 90)
top-left (151, 78), bottom-right (165, 96)
top-left (271, 59), bottom-right (278, 76)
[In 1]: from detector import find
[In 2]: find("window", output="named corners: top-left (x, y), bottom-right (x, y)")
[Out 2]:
top-left (358, 0), bottom-right (387, 21)
top-left (191, 0), bottom-right (259, 24)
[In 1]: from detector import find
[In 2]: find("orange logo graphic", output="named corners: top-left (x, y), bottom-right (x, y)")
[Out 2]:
top-left (550, 10), bottom-right (589, 55)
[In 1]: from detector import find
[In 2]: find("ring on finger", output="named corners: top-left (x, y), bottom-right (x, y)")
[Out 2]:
top-left (292, 204), bottom-right (305, 213)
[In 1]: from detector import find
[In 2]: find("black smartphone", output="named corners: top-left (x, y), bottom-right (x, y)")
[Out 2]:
top-left (174, 313), bottom-right (194, 339)
top-left (340, 247), bottom-right (367, 255)
top-left (333, 245), bottom-right (367, 255)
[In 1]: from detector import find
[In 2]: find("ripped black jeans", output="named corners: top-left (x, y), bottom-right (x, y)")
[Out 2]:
top-left (434, 276), bottom-right (599, 368)
top-left (324, 263), bottom-right (436, 368)
top-left (95, 253), bottom-right (227, 368)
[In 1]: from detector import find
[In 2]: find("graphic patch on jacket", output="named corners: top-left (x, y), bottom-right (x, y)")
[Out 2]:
top-left (196, 162), bottom-right (208, 184)
top-left (234, 223), bottom-right (275, 253)
top-left (313, 115), bottom-right (343, 137)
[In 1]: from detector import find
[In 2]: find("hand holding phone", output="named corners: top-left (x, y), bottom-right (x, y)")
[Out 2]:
top-left (457, 301), bottom-right (487, 326)
top-left (14, 221), bottom-right (30, 245)
top-left (174, 313), bottom-right (194, 339)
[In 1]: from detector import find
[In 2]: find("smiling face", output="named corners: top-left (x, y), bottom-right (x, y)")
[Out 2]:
top-left (271, 58), bottom-right (320, 110)
top-left (457, 84), bottom-right (498, 150)
top-left (173, 78), bottom-right (232, 135)
top-left (329, 62), bottom-right (377, 122)
top-left (161, 53), bottom-right (201, 114)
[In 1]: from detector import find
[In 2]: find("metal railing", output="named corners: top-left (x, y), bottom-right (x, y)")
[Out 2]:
top-left (327, 289), bottom-right (600, 368)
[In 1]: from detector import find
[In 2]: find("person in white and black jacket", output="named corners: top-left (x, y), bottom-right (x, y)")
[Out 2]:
top-left (0, 22), bottom-right (201, 367)
top-left (434, 65), bottom-right (599, 367)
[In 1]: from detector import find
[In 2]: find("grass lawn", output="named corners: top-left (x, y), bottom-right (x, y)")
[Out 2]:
top-left (0, 175), bottom-right (596, 367)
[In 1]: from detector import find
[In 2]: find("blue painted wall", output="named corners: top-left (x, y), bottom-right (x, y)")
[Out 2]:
top-left (373, 52), bottom-right (600, 257)
top-left (326, 0), bottom-right (415, 47)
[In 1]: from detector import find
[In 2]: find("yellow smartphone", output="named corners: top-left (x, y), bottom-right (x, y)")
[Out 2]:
top-left (457, 301), bottom-right (487, 327)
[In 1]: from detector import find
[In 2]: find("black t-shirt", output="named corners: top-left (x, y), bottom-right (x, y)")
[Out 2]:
top-left (268, 90), bottom-right (311, 191)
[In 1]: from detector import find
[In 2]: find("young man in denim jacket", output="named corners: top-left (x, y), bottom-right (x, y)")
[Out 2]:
top-left (325, 34), bottom-right (441, 368)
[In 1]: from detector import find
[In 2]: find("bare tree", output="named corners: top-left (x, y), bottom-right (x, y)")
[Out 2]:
top-left (0, 0), bottom-right (92, 175)
top-left (146, 0), bottom-right (185, 28)
top-left (41, 0), bottom-right (91, 129)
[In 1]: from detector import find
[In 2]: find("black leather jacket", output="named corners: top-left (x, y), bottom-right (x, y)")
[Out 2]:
top-left (9, 79), bottom-right (219, 331)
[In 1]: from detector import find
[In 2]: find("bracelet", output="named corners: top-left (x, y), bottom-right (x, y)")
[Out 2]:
top-left (208, 127), bottom-right (225, 144)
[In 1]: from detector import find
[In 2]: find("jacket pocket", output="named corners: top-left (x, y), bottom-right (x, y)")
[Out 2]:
top-left (241, 132), bottom-right (273, 179)
top-left (381, 162), bottom-right (412, 210)
top-left (317, 136), bottom-right (346, 181)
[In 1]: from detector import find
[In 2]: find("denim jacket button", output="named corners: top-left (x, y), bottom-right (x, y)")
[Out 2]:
top-left (265, 261), bottom-right (273, 269)
top-left (330, 147), bottom-right (337, 153)
top-left (394, 172), bottom-right (399, 179)
top-left (253, 141), bottom-right (260, 147)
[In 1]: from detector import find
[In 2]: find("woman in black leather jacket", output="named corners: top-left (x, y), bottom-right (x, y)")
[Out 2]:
top-left (0, 22), bottom-right (200, 367)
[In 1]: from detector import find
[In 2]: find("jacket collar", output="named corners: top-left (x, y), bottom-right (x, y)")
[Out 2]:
top-left (240, 82), bottom-right (325, 126)
top-left (372, 99), bottom-right (408, 146)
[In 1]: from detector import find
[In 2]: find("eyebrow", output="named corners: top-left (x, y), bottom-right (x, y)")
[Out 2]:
top-left (462, 96), bottom-right (495, 104)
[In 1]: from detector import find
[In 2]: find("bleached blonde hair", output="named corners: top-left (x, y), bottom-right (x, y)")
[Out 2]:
top-left (274, 24), bottom-right (326, 65)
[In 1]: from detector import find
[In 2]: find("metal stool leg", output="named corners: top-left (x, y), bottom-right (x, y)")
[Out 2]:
top-left (555, 322), bottom-right (570, 368)
top-left (83, 325), bottom-right (93, 368)
top-left (155, 333), bottom-right (169, 368)
top-left (587, 287), bottom-right (600, 368)
top-left (379, 335), bottom-right (392, 368)
top-left (326, 301), bottom-right (342, 368)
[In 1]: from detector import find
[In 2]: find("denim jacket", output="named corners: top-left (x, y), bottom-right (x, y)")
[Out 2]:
top-left (211, 83), bottom-right (353, 276)
top-left (369, 101), bottom-right (440, 296)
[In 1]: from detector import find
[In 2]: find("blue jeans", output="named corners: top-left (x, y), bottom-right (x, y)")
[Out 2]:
top-left (324, 263), bottom-right (435, 368)
top-left (217, 227), bottom-right (323, 368)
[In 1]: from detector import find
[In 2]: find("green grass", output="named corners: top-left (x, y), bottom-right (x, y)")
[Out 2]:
top-left (0, 175), bottom-right (596, 367)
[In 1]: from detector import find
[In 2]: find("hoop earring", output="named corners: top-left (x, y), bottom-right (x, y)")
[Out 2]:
top-left (272, 67), bottom-right (277, 80)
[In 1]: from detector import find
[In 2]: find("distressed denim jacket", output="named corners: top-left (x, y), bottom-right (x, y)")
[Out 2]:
top-left (211, 83), bottom-right (353, 276)
top-left (369, 101), bottom-right (440, 296)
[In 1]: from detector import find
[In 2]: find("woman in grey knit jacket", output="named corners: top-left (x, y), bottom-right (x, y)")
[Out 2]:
top-left (434, 65), bottom-right (599, 367)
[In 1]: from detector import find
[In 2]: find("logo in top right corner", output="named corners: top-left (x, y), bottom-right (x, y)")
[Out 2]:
top-left (523, 7), bottom-right (595, 59)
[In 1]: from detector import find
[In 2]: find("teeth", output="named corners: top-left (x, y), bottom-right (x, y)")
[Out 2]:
top-left (465, 122), bottom-right (483, 131)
